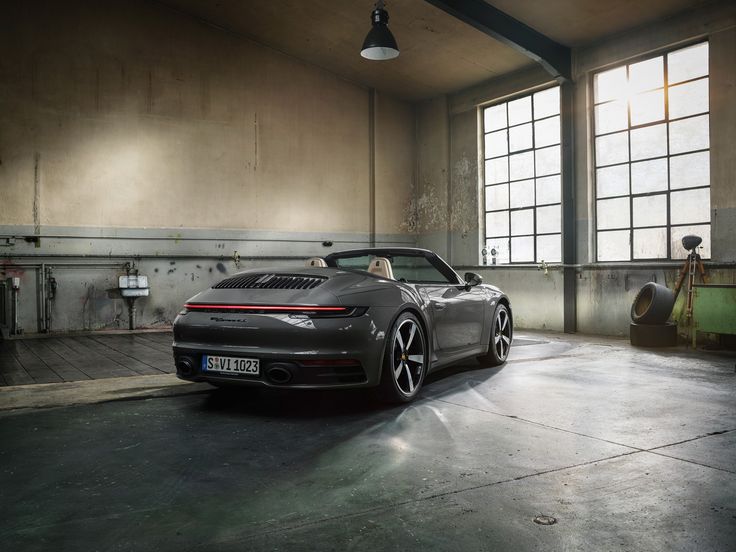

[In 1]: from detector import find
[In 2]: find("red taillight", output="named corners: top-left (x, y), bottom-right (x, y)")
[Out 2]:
top-left (184, 304), bottom-right (349, 313)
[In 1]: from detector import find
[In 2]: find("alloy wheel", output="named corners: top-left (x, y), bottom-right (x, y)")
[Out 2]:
top-left (494, 308), bottom-right (511, 361)
top-left (392, 318), bottom-right (425, 396)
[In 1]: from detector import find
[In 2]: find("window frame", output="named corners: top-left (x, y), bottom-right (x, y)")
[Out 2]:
top-left (480, 84), bottom-right (563, 265)
top-left (591, 40), bottom-right (711, 262)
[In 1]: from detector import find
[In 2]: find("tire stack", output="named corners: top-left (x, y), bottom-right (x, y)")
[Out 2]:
top-left (630, 282), bottom-right (678, 347)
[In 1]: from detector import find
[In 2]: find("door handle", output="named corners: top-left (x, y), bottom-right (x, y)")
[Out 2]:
top-left (431, 301), bottom-right (447, 310)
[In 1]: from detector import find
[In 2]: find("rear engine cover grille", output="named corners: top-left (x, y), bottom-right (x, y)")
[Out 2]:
top-left (213, 274), bottom-right (327, 290)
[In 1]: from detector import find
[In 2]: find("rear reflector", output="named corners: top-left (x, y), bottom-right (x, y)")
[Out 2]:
top-left (298, 359), bottom-right (361, 367)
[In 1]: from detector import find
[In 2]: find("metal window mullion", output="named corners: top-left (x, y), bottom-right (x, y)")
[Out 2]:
top-left (664, 53), bottom-right (672, 260)
top-left (626, 63), bottom-right (633, 262)
top-left (506, 101), bottom-right (512, 263)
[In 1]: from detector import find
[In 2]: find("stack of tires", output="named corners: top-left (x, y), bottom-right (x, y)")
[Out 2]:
top-left (630, 282), bottom-right (678, 347)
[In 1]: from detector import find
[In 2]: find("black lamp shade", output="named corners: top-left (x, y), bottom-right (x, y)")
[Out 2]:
top-left (361, 7), bottom-right (399, 60)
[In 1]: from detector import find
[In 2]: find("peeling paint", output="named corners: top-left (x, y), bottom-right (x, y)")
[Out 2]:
top-left (450, 155), bottom-right (477, 236)
top-left (399, 182), bottom-right (446, 234)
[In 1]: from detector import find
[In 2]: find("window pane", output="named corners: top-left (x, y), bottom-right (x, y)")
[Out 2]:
top-left (597, 197), bottom-right (630, 230)
top-left (669, 115), bottom-right (709, 155)
top-left (630, 89), bottom-right (664, 126)
top-left (484, 104), bottom-right (507, 131)
top-left (670, 224), bottom-right (710, 259)
top-left (629, 57), bottom-right (664, 93)
top-left (596, 131), bottom-right (629, 166)
top-left (511, 209), bottom-right (534, 236)
top-left (671, 188), bottom-right (710, 225)
top-left (633, 227), bottom-right (668, 259)
top-left (536, 204), bottom-right (561, 234)
top-left (485, 184), bottom-right (509, 211)
top-left (630, 123), bottom-right (667, 161)
top-left (535, 145), bottom-right (560, 176)
top-left (509, 179), bottom-right (535, 208)
top-left (511, 236), bottom-right (534, 262)
top-left (633, 194), bottom-right (667, 227)
top-left (509, 123), bottom-right (533, 152)
top-left (486, 211), bottom-right (509, 236)
top-left (509, 151), bottom-right (534, 180)
top-left (669, 78), bottom-right (708, 119)
top-left (597, 230), bottom-right (630, 261)
top-left (533, 87), bottom-right (560, 118)
top-left (536, 234), bottom-right (561, 263)
top-left (485, 129), bottom-right (508, 157)
top-left (534, 116), bottom-right (560, 148)
top-left (595, 101), bottom-right (628, 135)
top-left (536, 175), bottom-right (561, 205)
top-left (485, 157), bottom-right (508, 185)
top-left (508, 96), bottom-right (532, 125)
top-left (670, 151), bottom-right (709, 189)
top-left (668, 42), bottom-right (708, 85)
top-left (631, 158), bottom-right (668, 194)
top-left (596, 165), bottom-right (629, 198)
top-left (595, 66), bottom-right (627, 103)
top-left (486, 237), bottom-right (510, 264)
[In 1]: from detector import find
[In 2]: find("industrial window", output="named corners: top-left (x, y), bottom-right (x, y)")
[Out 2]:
top-left (593, 41), bottom-right (711, 261)
top-left (482, 86), bottom-right (562, 264)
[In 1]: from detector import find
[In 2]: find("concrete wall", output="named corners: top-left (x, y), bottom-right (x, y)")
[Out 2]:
top-left (0, 0), bottom-right (416, 333)
top-left (416, 0), bottom-right (736, 335)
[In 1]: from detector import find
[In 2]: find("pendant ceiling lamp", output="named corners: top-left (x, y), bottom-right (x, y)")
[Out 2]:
top-left (360, 0), bottom-right (399, 60)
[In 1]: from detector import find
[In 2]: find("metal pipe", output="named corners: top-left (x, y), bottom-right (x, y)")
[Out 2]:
top-left (40, 263), bottom-right (47, 333)
top-left (455, 261), bottom-right (736, 270)
top-left (3, 254), bottom-right (313, 261)
top-left (126, 298), bottom-right (136, 331)
top-left (11, 287), bottom-right (19, 335)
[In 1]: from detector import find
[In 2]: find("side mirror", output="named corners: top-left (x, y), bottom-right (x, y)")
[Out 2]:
top-left (464, 272), bottom-right (482, 289)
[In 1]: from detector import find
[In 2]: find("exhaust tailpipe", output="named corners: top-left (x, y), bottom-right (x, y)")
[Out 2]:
top-left (177, 357), bottom-right (195, 377)
top-left (266, 364), bottom-right (293, 384)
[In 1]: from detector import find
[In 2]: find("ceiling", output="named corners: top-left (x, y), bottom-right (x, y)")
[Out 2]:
top-left (161, 0), bottom-right (711, 101)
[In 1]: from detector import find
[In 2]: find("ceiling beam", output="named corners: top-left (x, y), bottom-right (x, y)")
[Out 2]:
top-left (424, 0), bottom-right (572, 82)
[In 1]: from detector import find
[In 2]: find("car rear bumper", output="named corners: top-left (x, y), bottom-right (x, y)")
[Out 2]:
top-left (171, 309), bottom-right (392, 389)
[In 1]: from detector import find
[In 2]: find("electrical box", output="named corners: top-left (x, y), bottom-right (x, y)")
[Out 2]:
top-left (693, 284), bottom-right (736, 339)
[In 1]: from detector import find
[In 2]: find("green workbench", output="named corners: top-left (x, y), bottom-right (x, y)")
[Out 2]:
top-left (692, 284), bottom-right (736, 347)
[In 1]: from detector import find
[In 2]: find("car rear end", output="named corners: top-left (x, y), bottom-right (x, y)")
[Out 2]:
top-left (172, 269), bottom-right (391, 389)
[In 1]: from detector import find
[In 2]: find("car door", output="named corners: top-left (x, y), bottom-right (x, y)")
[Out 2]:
top-left (422, 283), bottom-right (487, 360)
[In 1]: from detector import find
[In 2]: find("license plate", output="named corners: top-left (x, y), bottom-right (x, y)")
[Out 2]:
top-left (202, 355), bottom-right (259, 376)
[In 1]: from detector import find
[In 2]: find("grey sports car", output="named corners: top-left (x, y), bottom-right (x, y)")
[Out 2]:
top-left (172, 248), bottom-right (512, 402)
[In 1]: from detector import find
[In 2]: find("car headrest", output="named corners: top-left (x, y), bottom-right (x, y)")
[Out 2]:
top-left (367, 257), bottom-right (394, 280)
top-left (305, 257), bottom-right (327, 268)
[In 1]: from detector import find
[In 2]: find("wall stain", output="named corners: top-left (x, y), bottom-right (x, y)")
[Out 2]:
top-left (215, 262), bottom-right (227, 274)
top-left (450, 155), bottom-right (477, 236)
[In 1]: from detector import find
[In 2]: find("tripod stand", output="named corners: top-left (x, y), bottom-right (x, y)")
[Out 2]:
top-left (672, 235), bottom-right (708, 343)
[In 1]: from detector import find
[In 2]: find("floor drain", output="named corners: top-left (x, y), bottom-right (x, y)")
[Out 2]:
top-left (533, 515), bottom-right (557, 525)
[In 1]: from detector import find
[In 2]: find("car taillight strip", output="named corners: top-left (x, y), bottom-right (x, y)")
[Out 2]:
top-left (184, 304), bottom-right (349, 312)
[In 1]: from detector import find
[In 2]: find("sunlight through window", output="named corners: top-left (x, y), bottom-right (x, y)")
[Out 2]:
top-left (593, 42), bottom-right (711, 261)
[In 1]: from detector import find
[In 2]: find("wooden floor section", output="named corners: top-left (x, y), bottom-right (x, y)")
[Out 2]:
top-left (0, 332), bottom-right (174, 386)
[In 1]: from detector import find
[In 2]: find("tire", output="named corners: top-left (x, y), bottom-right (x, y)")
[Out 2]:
top-left (377, 312), bottom-right (428, 404)
top-left (631, 282), bottom-right (675, 325)
top-left (477, 303), bottom-right (512, 367)
top-left (630, 322), bottom-right (678, 347)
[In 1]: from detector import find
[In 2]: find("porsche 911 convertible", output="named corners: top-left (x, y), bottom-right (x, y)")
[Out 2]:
top-left (172, 248), bottom-right (512, 402)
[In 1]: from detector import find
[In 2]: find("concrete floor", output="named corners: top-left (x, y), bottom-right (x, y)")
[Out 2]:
top-left (0, 332), bottom-right (734, 551)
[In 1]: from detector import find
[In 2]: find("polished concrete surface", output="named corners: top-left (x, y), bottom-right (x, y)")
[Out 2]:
top-left (0, 332), bottom-right (734, 551)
